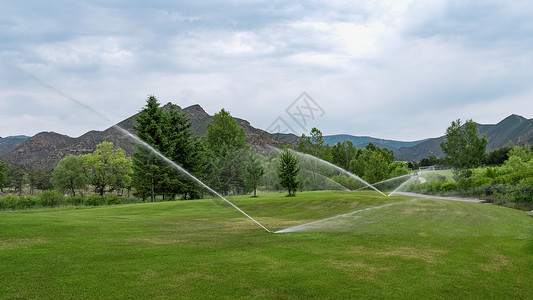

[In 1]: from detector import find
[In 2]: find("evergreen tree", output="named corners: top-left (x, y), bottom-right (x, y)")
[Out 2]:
top-left (0, 161), bottom-right (8, 193)
top-left (245, 149), bottom-right (264, 197)
top-left (278, 150), bottom-right (300, 196)
top-left (132, 96), bottom-right (206, 201)
top-left (7, 166), bottom-right (26, 196)
top-left (206, 109), bottom-right (247, 195)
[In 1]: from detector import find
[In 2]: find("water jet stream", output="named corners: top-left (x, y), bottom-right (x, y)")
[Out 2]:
top-left (275, 199), bottom-right (417, 233)
top-left (281, 149), bottom-right (388, 197)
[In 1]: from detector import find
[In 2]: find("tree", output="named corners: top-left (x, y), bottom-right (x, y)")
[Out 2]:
top-left (278, 150), bottom-right (300, 196)
top-left (82, 141), bottom-right (132, 196)
top-left (28, 169), bottom-right (52, 195)
top-left (440, 119), bottom-right (487, 172)
top-left (132, 96), bottom-right (170, 202)
top-left (206, 109), bottom-right (247, 195)
top-left (7, 166), bottom-right (26, 196)
top-left (52, 155), bottom-right (87, 196)
top-left (206, 108), bottom-right (245, 151)
top-left (331, 141), bottom-right (359, 170)
top-left (298, 127), bottom-right (332, 161)
top-left (133, 96), bottom-right (207, 201)
top-left (363, 151), bottom-right (389, 184)
top-left (245, 150), bottom-right (264, 197)
top-left (0, 161), bottom-right (8, 192)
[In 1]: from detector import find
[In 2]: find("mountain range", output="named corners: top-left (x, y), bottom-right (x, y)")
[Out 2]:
top-left (1, 104), bottom-right (532, 170)
top-left (0, 103), bottom-right (291, 170)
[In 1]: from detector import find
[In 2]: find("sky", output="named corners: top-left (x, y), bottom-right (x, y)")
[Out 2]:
top-left (1, 0), bottom-right (533, 141)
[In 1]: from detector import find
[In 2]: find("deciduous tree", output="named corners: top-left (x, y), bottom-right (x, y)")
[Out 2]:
top-left (52, 155), bottom-right (87, 196)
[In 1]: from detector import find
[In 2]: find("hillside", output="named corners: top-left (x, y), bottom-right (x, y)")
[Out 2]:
top-left (1, 103), bottom-right (290, 170)
top-left (323, 134), bottom-right (427, 150)
top-left (0, 135), bottom-right (30, 156)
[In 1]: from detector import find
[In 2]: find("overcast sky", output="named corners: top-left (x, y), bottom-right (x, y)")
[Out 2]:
top-left (1, 0), bottom-right (532, 141)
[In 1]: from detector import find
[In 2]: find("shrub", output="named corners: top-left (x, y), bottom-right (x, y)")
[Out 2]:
top-left (65, 195), bottom-right (84, 206)
top-left (0, 195), bottom-right (19, 210)
top-left (458, 177), bottom-right (474, 190)
top-left (440, 182), bottom-right (458, 193)
top-left (39, 190), bottom-right (64, 207)
top-left (105, 195), bottom-right (121, 205)
top-left (84, 194), bottom-right (104, 206)
top-left (509, 183), bottom-right (533, 203)
top-left (17, 196), bottom-right (38, 209)
top-left (473, 177), bottom-right (492, 188)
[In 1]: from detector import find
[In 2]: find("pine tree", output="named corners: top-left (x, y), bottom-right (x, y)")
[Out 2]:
top-left (278, 150), bottom-right (300, 196)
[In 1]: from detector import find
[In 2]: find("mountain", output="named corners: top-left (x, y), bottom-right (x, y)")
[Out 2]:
top-left (1, 103), bottom-right (291, 170)
top-left (395, 114), bottom-right (533, 161)
top-left (0, 135), bottom-right (30, 156)
top-left (323, 134), bottom-right (427, 150)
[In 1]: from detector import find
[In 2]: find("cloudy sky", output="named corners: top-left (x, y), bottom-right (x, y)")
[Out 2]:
top-left (1, 0), bottom-right (532, 141)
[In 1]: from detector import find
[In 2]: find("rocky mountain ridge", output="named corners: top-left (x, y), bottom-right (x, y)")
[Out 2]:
top-left (1, 103), bottom-right (293, 170)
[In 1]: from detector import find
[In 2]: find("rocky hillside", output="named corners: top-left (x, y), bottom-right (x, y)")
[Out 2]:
top-left (1, 103), bottom-right (291, 170)
top-left (0, 136), bottom-right (30, 156)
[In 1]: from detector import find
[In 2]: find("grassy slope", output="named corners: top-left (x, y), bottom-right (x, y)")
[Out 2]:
top-left (0, 191), bottom-right (532, 299)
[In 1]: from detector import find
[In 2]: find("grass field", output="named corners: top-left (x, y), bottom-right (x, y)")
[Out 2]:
top-left (1, 191), bottom-right (532, 299)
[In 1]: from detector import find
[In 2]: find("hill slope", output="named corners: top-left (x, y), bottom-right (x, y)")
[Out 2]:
top-left (323, 134), bottom-right (427, 150)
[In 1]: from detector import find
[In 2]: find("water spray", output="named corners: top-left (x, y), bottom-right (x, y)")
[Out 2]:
top-left (279, 148), bottom-right (388, 197)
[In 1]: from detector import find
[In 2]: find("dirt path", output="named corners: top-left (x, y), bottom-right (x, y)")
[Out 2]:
top-left (394, 191), bottom-right (484, 203)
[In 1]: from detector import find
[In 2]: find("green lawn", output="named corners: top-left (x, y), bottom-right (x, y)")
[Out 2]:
top-left (1, 191), bottom-right (532, 299)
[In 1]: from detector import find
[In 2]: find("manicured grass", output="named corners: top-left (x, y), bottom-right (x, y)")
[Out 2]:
top-left (1, 191), bottom-right (532, 299)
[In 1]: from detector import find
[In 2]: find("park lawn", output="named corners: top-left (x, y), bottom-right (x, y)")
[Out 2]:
top-left (0, 191), bottom-right (532, 299)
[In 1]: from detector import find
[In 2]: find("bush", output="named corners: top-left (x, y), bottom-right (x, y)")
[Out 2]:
top-left (39, 190), bottom-right (64, 207)
top-left (509, 183), bottom-right (533, 203)
top-left (105, 195), bottom-right (121, 205)
top-left (84, 194), bottom-right (104, 206)
top-left (440, 182), bottom-right (458, 193)
top-left (17, 196), bottom-right (38, 209)
top-left (65, 195), bottom-right (84, 206)
top-left (0, 195), bottom-right (19, 210)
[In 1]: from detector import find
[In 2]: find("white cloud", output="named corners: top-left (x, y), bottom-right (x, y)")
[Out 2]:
top-left (0, 0), bottom-right (532, 141)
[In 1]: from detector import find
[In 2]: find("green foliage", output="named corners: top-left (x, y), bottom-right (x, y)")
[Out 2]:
top-left (7, 166), bottom-right (26, 196)
top-left (52, 155), bottom-right (87, 196)
top-left (0, 195), bottom-right (18, 210)
top-left (65, 195), bottom-right (85, 206)
top-left (27, 169), bottom-right (52, 194)
top-left (206, 109), bottom-right (248, 195)
top-left (105, 195), bottom-right (122, 205)
top-left (331, 140), bottom-right (359, 170)
top-left (84, 194), bottom-right (105, 206)
top-left (484, 146), bottom-right (511, 165)
top-left (298, 127), bottom-right (331, 161)
top-left (277, 150), bottom-right (300, 195)
top-left (245, 150), bottom-right (265, 197)
top-left (0, 161), bottom-right (8, 192)
top-left (82, 141), bottom-right (132, 196)
top-left (441, 119), bottom-right (487, 171)
top-left (133, 96), bottom-right (208, 201)
top-left (39, 190), bottom-right (64, 207)
top-left (206, 108), bottom-right (245, 151)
